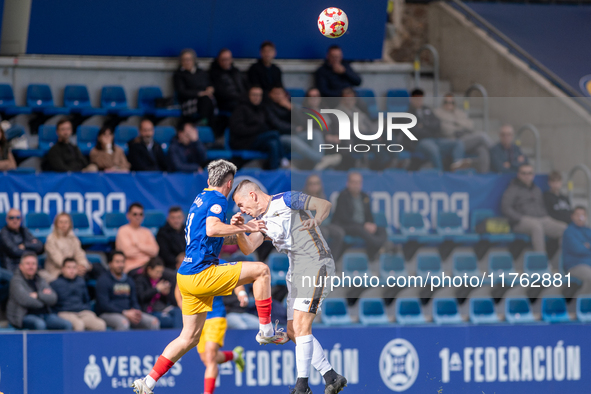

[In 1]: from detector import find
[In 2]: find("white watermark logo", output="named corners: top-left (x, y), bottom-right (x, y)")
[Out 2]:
top-left (379, 338), bottom-right (419, 392)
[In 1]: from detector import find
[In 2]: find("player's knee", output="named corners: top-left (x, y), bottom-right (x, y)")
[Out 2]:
top-left (257, 262), bottom-right (270, 279)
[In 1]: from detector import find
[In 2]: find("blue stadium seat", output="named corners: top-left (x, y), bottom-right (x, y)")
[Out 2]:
top-left (37, 254), bottom-right (46, 269)
top-left (488, 251), bottom-right (514, 284)
top-left (26, 84), bottom-right (70, 115)
top-left (71, 212), bottom-right (108, 245)
top-left (395, 298), bottom-right (426, 325)
top-left (153, 126), bottom-right (176, 153)
top-left (286, 88), bottom-right (306, 98)
top-left (541, 297), bottom-right (570, 323)
top-left (100, 86), bottom-right (145, 117)
top-left (437, 211), bottom-right (479, 244)
top-left (379, 253), bottom-right (407, 285)
top-left (142, 210), bottom-right (166, 236)
top-left (0, 213), bottom-right (6, 226)
top-left (114, 126), bottom-right (139, 154)
top-left (469, 298), bottom-right (499, 324)
top-left (400, 212), bottom-right (443, 244)
top-left (137, 86), bottom-right (181, 119)
top-left (77, 125), bottom-right (100, 155)
top-left (198, 126), bottom-right (231, 160)
top-left (86, 254), bottom-right (103, 266)
top-left (321, 298), bottom-right (352, 326)
top-left (358, 298), bottom-right (389, 325)
top-left (38, 125), bottom-right (58, 152)
top-left (25, 212), bottom-right (51, 241)
top-left (432, 298), bottom-right (463, 324)
top-left (102, 212), bottom-right (128, 242)
top-left (5, 124), bottom-right (25, 142)
top-left (63, 85), bottom-right (108, 116)
top-left (470, 209), bottom-right (516, 244)
top-left (576, 296), bottom-right (591, 323)
top-left (355, 88), bottom-right (379, 120)
top-left (386, 89), bottom-right (410, 112)
top-left (505, 298), bottom-right (535, 324)
top-left (224, 128), bottom-right (268, 161)
top-left (268, 253), bottom-right (289, 286)
top-left (523, 252), bottom-right (550, 275)
top-left (452, 252), bottom-right (479, 278)
top-left (416, 252), bottom-right (442, 281)
top-left (0, 84), bottom-right (31, 118)
top-left (342, 252), bottom-right (371, 278)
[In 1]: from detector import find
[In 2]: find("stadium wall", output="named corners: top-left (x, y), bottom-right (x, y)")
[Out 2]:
top-left (0, 324), bottom-right (587, 393)
top-left (428, 1), bottom-right (591, 173)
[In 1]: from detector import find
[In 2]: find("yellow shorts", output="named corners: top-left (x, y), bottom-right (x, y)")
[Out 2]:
top-left (197, 317), bottom-right (227, 353)
top-left (177, 261), bottom-right (243, 315)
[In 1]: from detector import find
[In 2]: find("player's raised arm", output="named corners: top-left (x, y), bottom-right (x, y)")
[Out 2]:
top-left (206, 216), bottom-right (266, 238)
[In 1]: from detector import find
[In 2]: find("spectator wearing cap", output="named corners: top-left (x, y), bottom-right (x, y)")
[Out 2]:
top-left (115, 203), bottom-right (159, 274)
top-left (44, 118), bottom-right (98, 172)
top-left (127, 118), bottom-right (167, 172)
top-left (248, 41), bottom-right (284, 95)
top-left (167, 121), bottom-right (207, 173)
top-left (0, 208), bottom-right (44, 272)
top-left (543, 171), bottom-right (571, 224)
top-left (315, 45), bottom-right (361, 97)
top-left (490, 124), bottom-right (528, 173)
top-left (562, 206), bottom-right (591, 296)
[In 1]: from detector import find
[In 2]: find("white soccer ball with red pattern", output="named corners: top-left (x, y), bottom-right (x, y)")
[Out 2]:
top-left (318, 8), bottom-right (348, 39)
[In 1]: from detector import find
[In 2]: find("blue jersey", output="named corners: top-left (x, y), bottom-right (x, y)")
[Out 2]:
top-left (206, 296), bottom-right (227, 320)
top-left (178, 188), bottom-right (227, 275)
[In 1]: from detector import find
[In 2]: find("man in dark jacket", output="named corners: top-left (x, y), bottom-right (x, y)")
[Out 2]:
top-left (167, 121), bottom-right (207, 172)
top-left (0, 208), bottom-right (44, 271)
top-left (156, 206), bottom-right (186, 271)
top-left (248, 41), bottom-right (283, 95)
top-left (562, 206), bottom-right (591, 296)
top-left (332, 172), bottom-right (387, 260)
top-left (229, 86), bottom-right (283, 169)
top-left (95, 251), bottom-right (160, 331)
top-left (210, 49), bottom-right (248, 113)
top-left (173, 49), bottom-right (215, 125)
top-left (50, 258), bottom-right (106, 331)
top-left (127, 118), bottom-right (167, 171)
top-left (44, 118), bottom-right (97, 172)
top-left (501, 164), bottom-right (567, 252)
top-left (7, 251), bottom-right (72, 330)
top-left (543, 171), bottom-right (571, 224)
top-left (490, 124), bottom-right (528, 173)
top-left (315, 45), bottom-right (361, 97)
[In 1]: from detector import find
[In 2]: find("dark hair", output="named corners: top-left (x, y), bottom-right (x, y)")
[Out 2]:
top-left (108, 250), bottom-right (125, 263)
top-left (548, 171), bottom-right (562, 182)
top-left (62, 257), bottom-right (78, 266)
top-left (249, 85), bottom-right (263, 92)
top-left (518, 163), bottom-right (533, 171)
top-left (410, 88), bottom-right (424, 97)
top-left (95, 126), bottom-right (113, 151)
top-left (216, 48), bottom-right (231, 59)
top-left (573, 206), bottom-right (587, 213)
top-left (0, 125), bottom-right (6, 148)
top-left (168, 206), bottom-right (183, 214)
top-left (143, 257), bottom-right (165, 277)
top-left (260, 41), bottom-right (275, 50)
top-left (176, 120), bottom-right (194, 133)
top-left (327, 45), bottom-right (341, 52)
top-left (56, 117), bottom-right (72, 130)
top-left (139, 117), bottom-right (154, 130)
top-left (20, 251), bottom-right (38, 262)
top-left (127, 202), bottom-right (144, 213)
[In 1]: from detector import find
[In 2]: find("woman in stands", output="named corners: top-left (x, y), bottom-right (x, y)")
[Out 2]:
top-left (41, 213), bottom-right (90, 282)
top-left (89, 126), bottom-right (131, 172)
top-left (0, 123), bottom-right (17, 171)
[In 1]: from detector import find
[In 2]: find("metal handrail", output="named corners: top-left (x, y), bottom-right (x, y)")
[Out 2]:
top-left (463, 83), bottom-right (489, 133)
top-left (414, 44), bottom-right (439, 99)
top-left (567, 164), bottom-right (591, 211)
top-left (515, 124), bottom-right (541, 173)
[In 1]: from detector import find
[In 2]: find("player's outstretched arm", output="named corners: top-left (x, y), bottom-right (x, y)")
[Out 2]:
top-left (206, 216), bottom-right (266, 238)
top-left (300, 196), bottom-right (332, 230)
top-left (236, 231), bottom-right (265, 256)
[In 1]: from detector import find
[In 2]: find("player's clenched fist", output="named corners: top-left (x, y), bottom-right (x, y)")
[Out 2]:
top-left (230, 212), bottom-right (244, 225)
top-left (243, 219), bottom-right (267, 233)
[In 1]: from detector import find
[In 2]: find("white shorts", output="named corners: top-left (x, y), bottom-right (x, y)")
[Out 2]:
top-left (286, 257), bottom-right (335, 321)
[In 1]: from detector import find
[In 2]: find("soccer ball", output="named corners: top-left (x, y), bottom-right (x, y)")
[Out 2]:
top-left (318, 8), bottom-right (348, 38)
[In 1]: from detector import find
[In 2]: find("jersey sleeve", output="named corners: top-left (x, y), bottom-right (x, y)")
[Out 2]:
top-left (206, 195), bottom-right (227, 221)
top-left (283, 191), bottom-right (311, 210)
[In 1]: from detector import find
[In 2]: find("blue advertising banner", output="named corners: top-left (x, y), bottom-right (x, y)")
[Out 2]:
top-left (0, 333), bottom-right (24, 394)
top-left (1, 323), bottom-right (587, 394)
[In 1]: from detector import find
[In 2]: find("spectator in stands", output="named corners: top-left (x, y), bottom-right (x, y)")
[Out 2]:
top-left (332, 172), bottom-right (387, 260)
top-left (210, 48), bottom-right (248, 113)
top-left (41, 213), bottom-right (90, 282)
top-left (0, 209), bottom-right (43, 272)
top-left (490, 124), bottom-right (528, 173)
top-left (229, 86), bottom-right (284, 169)
top-left (7, 251), bottom-right (72, 330)
top-left (248, 41), bottom-right (283, 95)
top-left (501, 164), bottom-right (567, 252)
top-left (167, 121), bottom-right (207, 172)
top-left (50, 258), bottom-right (106, 331)
top-left (303, 174), bottom-right (345, 261)
top-left (96, 251), bottom-right (160, 331)
top-left (173, 48), bottom-right (215, 125)
top-left (224, 287), bottom-right (259, 330)
top-left (115, 202), bottom-right (159, 274)
top-left (434, 93), bottom-right (492, 173)
top-left (408, 89), bottom-right (470, 172)
top-left (156, 206), bottom-right (186, 271)
top-left (89, 126), bottom-right (131, 172)
top-left (127, 118), bottom-right (167, 172)
top-left (543, 171), bottom-right (571, 224)
top-left (135, 257), bottom-right (181, 329)
top-left (0, 125), bottom-right (16, 171)
top-left (562, 206), bottom-right (591, 296)
top-left (44, 118), bottom-right (98, 172)
top-left (315, 45), bottom-right (362, 97)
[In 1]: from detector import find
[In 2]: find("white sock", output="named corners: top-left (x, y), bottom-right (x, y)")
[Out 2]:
top-left (145, 375), bottom-right (156, 390)
top-left (260, 322), bottom-right (274, 337)
top-left (311, 336), bottom-right (332, 375)
top-left (296, 334), bottom-right (314, 378)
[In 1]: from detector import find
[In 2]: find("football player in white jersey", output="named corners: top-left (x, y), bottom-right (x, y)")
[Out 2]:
top-left (231, 180), bottom-right (347, 394)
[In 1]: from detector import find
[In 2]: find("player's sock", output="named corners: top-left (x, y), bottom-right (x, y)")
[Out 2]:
top-left (295, 377), bottom-right (309, 391)
top-left (311, 336), bottom-right (333, 376)
top-left (295, 334), bottom-right (314, 384)
top-left (204, 377), bottom-right (216, 394)
top-left (222, 350), bottom-right (234, 362)
top-left (323, 369), bottom-right (339, 385)
top-left (255, 297), bottom-right (273, 336)
top-left (146, 355), bottom-right (174, 389)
